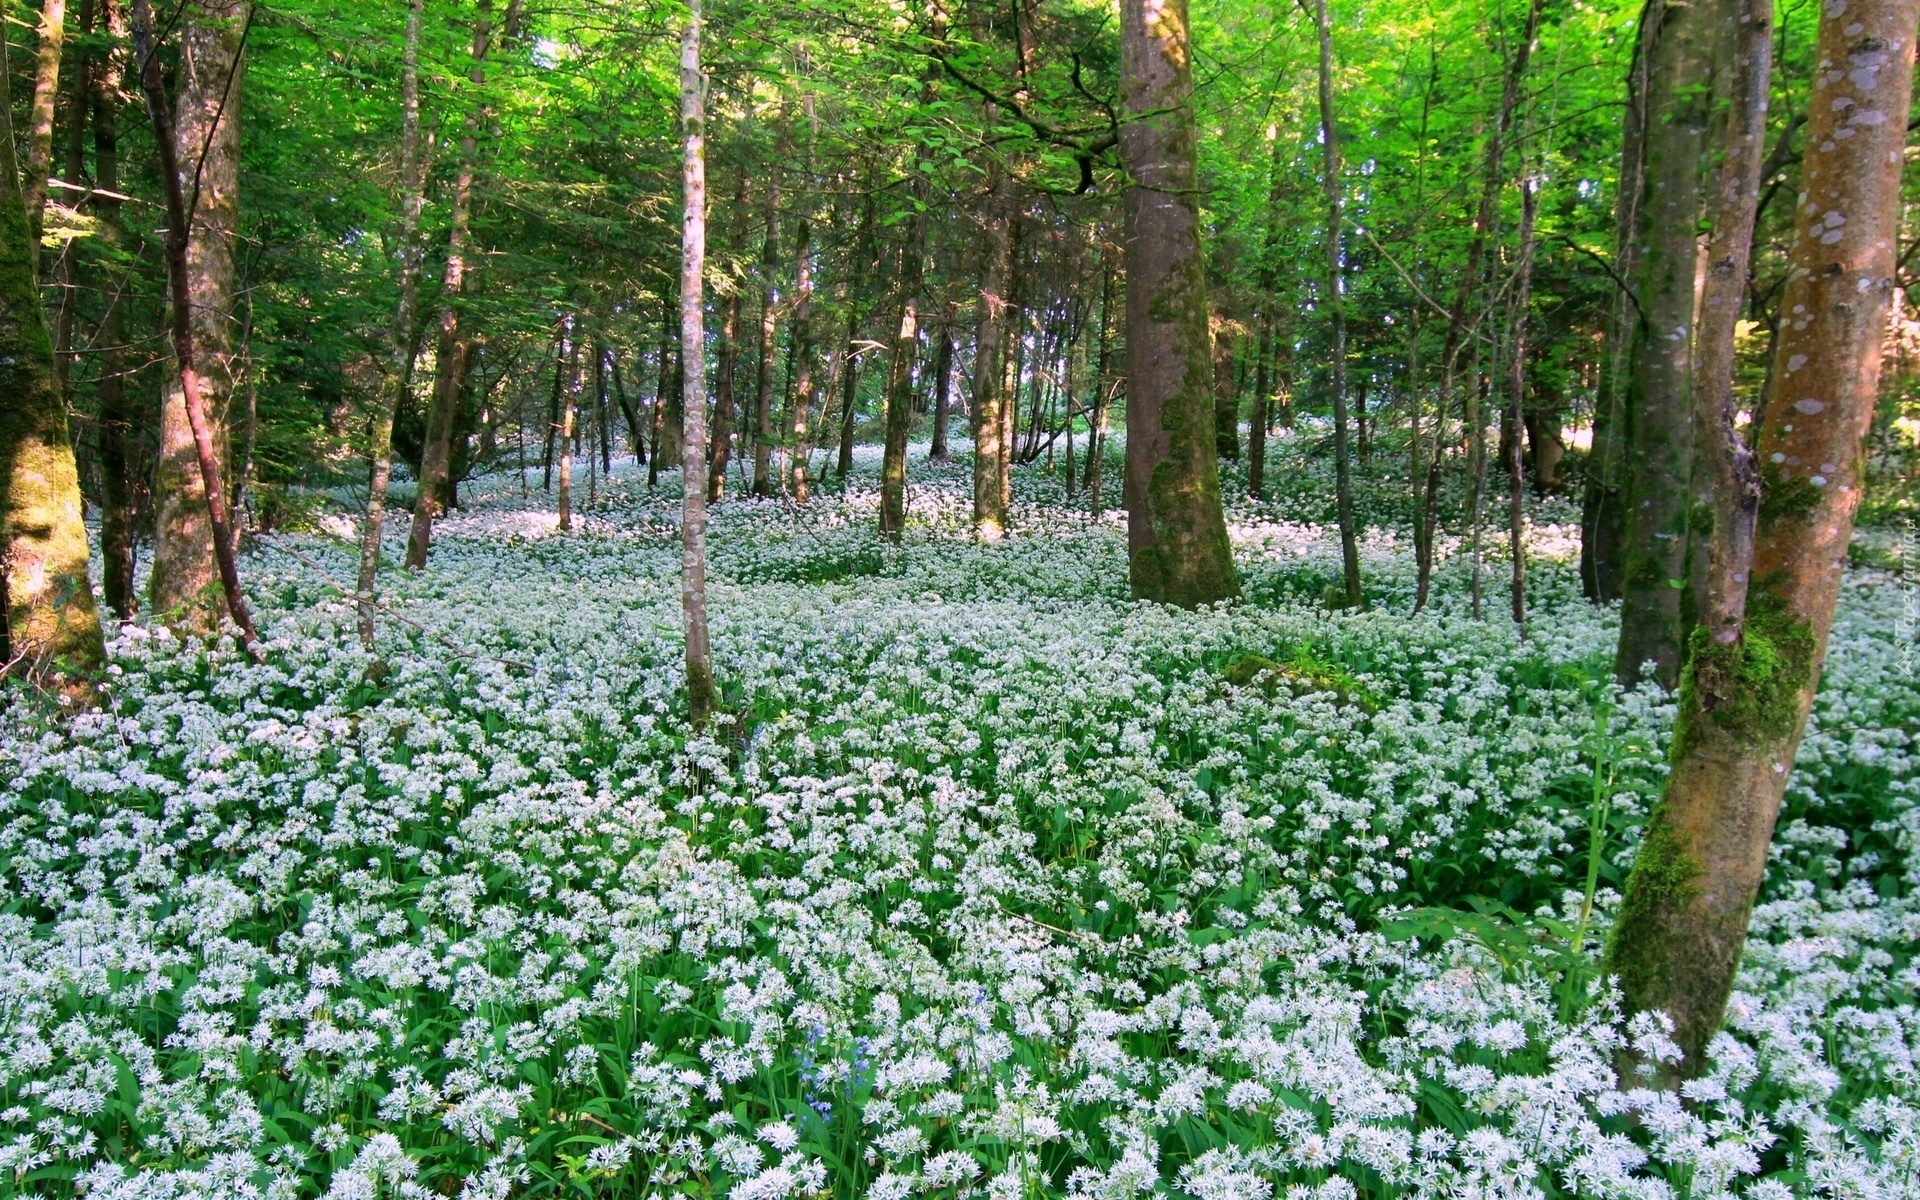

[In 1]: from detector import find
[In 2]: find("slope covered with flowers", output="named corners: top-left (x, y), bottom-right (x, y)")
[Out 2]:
top-left (3, 447), bottom-right (1915, 1200)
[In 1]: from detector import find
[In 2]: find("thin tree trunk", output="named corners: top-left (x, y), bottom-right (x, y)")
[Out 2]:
top-left (1213, 321), bottom-right (1239, 460)
top-left (1084, 250), bottom-right (1116, 506)
top-left (1607, 0), bottom-right (1908, 1075)
top-left (596, 341), bottom-right (612, 476)
top-left (134, 0), bottom-right (255, 645)
top-left (836, 298), bottom-right (860, 481)
top-left (1615, 0), bottom-right (1713, 687)
top-left (53, 0), bottom-right (92, 398)
top-left (678, 0), bottom-right (715, 725)
top-left (1508, 178), bottom-right (1539, 631)
top-left (406, 0), bottom-right (498, 570)
top-left (558, 322), bottom-right (576, 531)
top-left (751, 163), bottom-right (782, 497)
top-left (543, 327), bottom-right (564, 490)
top-left (930, 305), bottom-right (954, 461)
top-left (1118, 0), bottom-right (1238, 606)
top-left (613, 349), bottom-right (644, 464)
top-left (972, 138), bottom-right (1012, 534)
top-left (92, 1), bottom-right (134, 619)
top-left (879, 182), bottom-right (930, 539)
top-left (1415, 0), bottom-right (1544, 612)
top-left (1, 41), bottom-right (104, 681)
top-left (355, 0), bottom-right (425, 648)
top-left (709, 286), bottom-right (739, 500)
top-left (788, 212), bottom-right (814, 501)
top-left (1315, 0), bottom-right (1363, 609)
top-left (648, 305), bottom-right (670, 487)
top-left (23, 0), bottom-right (68, 275)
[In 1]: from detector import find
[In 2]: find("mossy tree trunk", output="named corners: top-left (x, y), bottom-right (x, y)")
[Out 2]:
top-left (1117, 0), bottom-right (1238, 607)
top-left (1, 55), bottom-right (104, 683)
top-left (22, 0), bottom-right (68, 274)
top-left (971, 139), bottom-right (1012, 535)
top-left (878, 178), bottom-right (929, 540)
top-left (1614, 0), bottom-right (1713, 689)
top-left (90, 0), bottom-right (137, 620)
top-left (1607, 0), bottom-right (1914, 1073)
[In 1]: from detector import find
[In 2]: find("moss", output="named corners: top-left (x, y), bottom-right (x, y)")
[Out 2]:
top-left (1688, 501), bottom-right (1715, 537)
top-left (1758, 463), bottom-right (1821, 527)
top-left (1674, 596), bottom-right (1814, 756)
top-left (1223, 650), bottom-right (1379, 712)
top-left (1604, 814), bottom-right (1703, 1011)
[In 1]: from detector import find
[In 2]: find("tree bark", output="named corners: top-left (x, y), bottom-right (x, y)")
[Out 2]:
top-left (23, 0), bottom-right (68, 275)
top-left (557, 322), bottom-right (577, 531)
top-left (972, 137), bottom-right (1012, 535)
top-left (1, 47), bottom-right (104, 682)
top-left (1084, 246), bottom-right (1116, 507)
top-left (1314, 0), bottom-right (1363, 609)
top-left (1508, 178), bottom-right (1539, 630)
top-left (679, 0), bottom-right (715, 726)
top-left (136, 0), bottom-right (255, 644)
top-left (1607, 0), bottom-right (1911, 1075)
top-left (92, 0), bottom-right (135, 620)
top-left (1615, 0), bottom-right (1714, 688)
top-left (1118, 0), bottom-right (1238, 606)
top-left (788, 212), bottom-right (814, 501)
top-left (751, 162), bottom-right (782, 497)
top-left (1582, 4), bottom-right (1656, 604)
top-left (53, 0), bottom-right (92, 398)
top-left (930, 304), bottom-right (954, 461)
top-left (709, 283), bottom-right (739, 500)
top-left (1414, 0), bottom-right (1544, 612)
top-left (356, 0), bottom-right (426, 648)
top-left (405, 0), bottom-right (492, 570)
top-left (879, 184), bottom-right (929, 539)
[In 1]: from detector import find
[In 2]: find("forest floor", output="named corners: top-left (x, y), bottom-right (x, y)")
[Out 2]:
top-left (3, 438), bottom-right (1916, 1198)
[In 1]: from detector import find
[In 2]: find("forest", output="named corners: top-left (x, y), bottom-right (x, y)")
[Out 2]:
top-left (2, 0), bottom-right (1919, 1193)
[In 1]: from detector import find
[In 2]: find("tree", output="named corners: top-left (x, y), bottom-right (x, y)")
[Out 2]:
top-left (136, 0), bottom-right (257, 644)
top-left (1117, 0), bottom-right (1238, 607)
top-left (1, 42), bottom-right (104, 684)
top-left (1312, 0), bottom-right (1363, 610)
top-left (679, 0), bottom-right (715, 727)
top-left (1614, 0), bottom-right (1714, 689)
top-left (356, 0), bottom-right (428, 648)
top-left (1607, 0), bottom-right (1915, 1072)
top-left (143, 0), bottom-right (253, 637)
top-left (407, 0), bottom-right (498, 570)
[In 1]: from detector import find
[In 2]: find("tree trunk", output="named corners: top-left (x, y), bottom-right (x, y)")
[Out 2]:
top-left (1214, 320), bottom-right (1239, 460)
top-left (678, 0), bottom-right (715, 725)
top-left (1084, 247), bottom-right (1116, 507)
top-left (613, 349), bottom-right (644, 465)
top-left (972, 142), bottom-right (1012, 535)
top-left (751, 163), bottom-right (782, 497)
top-left (1606, 0), bottom-right (1910, 1075)
top-left (1615, 0), bottom-right (1714, 688)
top-left (1118, 0), bottom-right (1239, 606)
top-left (1, 51), bottom-right (104, 682)
top-left (23, 0), bottom-right (68, 275)
top-left (543, 328), bottom-right (564, 490)
top-left (879, 183), bottom-right (929, 539)
top-left (596, 340), bottom-right (612, 476)
top-left (136, 0), bottom-right (255, 644)
top-left (91, 0), bottom-right (135, 620)
top-left (930, 305), bottom-right (954, 461)
top-left (1415, 0), bottom-right (1544, 612)
top-left (355, 0), bottom-right (425, 648)
top-left (836, 298), bottom-right (860, 481)
top-left (53, 0), bottom-right (92, 399)
top-left (709, 285), bottom-right (739, 500)
top-left (1315, 0), bottom-right (1363, 609)
top-left (1582, 5), bottom-right (1656, 603)
top-left (405, 0), bottom-right (493, 570)
top-left (557, 323), bottom-right (576, 531)
top-left (1508, 179), bottom-right (1539, 630)
top-left (788, 211), bottom-right (814, 502)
